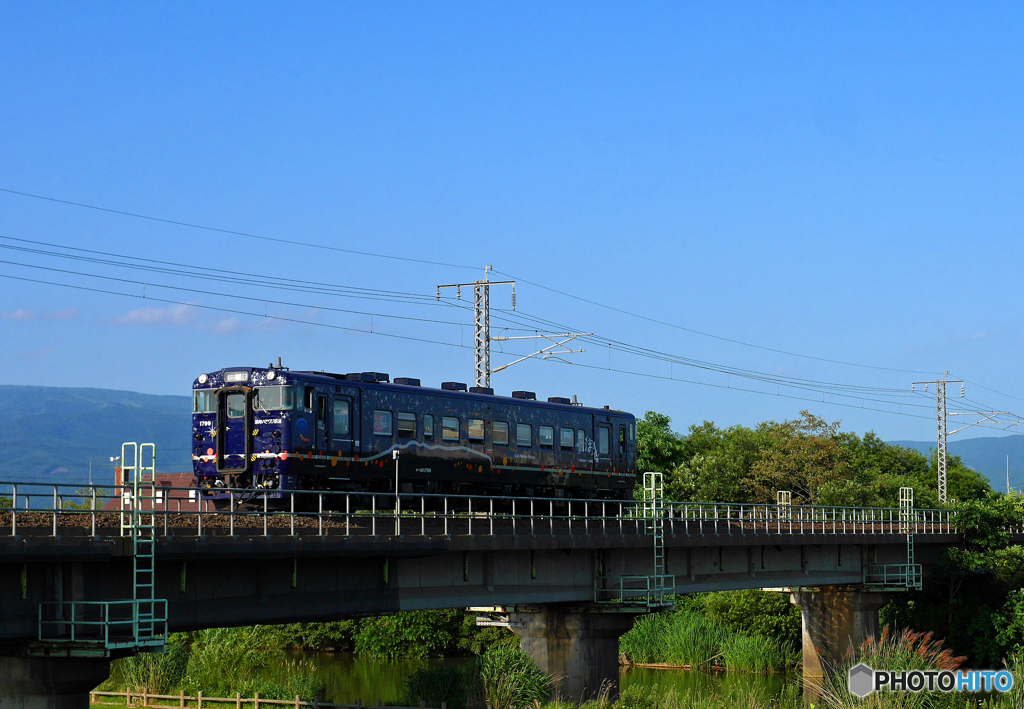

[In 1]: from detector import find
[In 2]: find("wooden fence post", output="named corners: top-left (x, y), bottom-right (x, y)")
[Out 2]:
top-left (179, 689), bottom-right (185, 708)
top-left (237, 692), bottom-right (242, 709)
top-left (197, 690), bottom-right (203, 709)
top-left (255, 692), bottom-right (260, 709)
top-left (295, 695), bottom-right (301, 709)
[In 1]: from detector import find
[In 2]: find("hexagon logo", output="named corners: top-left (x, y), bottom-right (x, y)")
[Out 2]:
top-left (848, 663), bottom-right (875, 698)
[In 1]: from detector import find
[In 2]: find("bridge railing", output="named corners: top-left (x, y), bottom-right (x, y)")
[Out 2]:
top-left (0, 481), bottom-right (956, 539)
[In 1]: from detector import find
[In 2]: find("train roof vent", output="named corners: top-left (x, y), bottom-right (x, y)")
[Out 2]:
top-left (547, 396), bottom-right (571, 405)
top-left (512, 390), bottom-right (537, 400)
top-left (603, 405), bottom-right (611, 410)
top-left (344, 373), bottom-right (362, 381)
top-left (394, 377), bottom-right (421, 387)
top-left (470, 386), bottom-right (494, 395)
top-left (442, 381), bottom-right (468, 392)
top-left (360, 372), bottom-right (389, 383)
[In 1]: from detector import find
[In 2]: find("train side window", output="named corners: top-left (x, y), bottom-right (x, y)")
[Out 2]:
top-left (398, 412), bottom-right (416, 438)
top-left (468, 418), bottom-right (485, 442)
top-left (304, 386), bottom-right (315, 412)
top-left (538, 426), bottom-right (554, 447)
top-left (194, 390), bottom-right (216, 413)
top-left (226, 393), bottom-right (245, 419)
top-left (577, 429), bottom-right (587, 451)
top-left (373, 410), bottom-right (393, 436)
top-left (516, 423), bottom-right (532, 447)
top-left (442, 416), bottom-right (460, 442)
top-left (423, 414), bottom-right (433, 439)
top-left (333, 400), bottom-right (350, 437)
top-left (317, 396), bottom-right (327, 430)
top-left (560, 427), bottom-right (574, 449)
top-left (493, 422), bottom-right (509, 445)
top-left (598, 425), bottom-right (611, 456)
top-left (619, 426), bottom-right (626, 455)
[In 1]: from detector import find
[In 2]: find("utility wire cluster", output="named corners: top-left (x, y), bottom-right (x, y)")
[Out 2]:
top-left (2, 187), bottom-right (1022, 426)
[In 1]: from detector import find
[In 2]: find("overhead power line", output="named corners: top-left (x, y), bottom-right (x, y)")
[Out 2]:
top-left (1, 186), bottom-right (939, 377)
top-left (0, 268), bottom-right (939, 421)
top-left (0, 188), bottom-right (480, 271)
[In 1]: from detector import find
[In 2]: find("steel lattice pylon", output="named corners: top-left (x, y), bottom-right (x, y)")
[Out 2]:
top-left (936, 381), bottom-right (948, 504)
top-left (474, 282), bottom-right (490, 388)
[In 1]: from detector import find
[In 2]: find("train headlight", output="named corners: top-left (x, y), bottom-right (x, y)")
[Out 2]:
top-left (267, 370), bottom-right (276, 381)
top-left (198, 373), bottom-right (209, 385)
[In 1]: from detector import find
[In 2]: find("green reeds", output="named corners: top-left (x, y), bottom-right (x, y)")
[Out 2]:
top-left (619, 612), bottom-right (727, 670)
top-left (718, 633), bottom-right (793, 674)
top-left (470, 645), bottom-right (554, 709)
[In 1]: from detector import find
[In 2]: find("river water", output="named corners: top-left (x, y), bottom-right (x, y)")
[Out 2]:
top-left (270, 652), bottom-right (790, 704)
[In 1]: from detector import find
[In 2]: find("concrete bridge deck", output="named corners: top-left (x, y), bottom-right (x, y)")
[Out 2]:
top-left (0, 481), bottom-right (969, 705)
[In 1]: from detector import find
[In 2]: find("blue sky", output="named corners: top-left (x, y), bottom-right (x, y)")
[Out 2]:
top-left (1, 2), bottom-right (1023, 441)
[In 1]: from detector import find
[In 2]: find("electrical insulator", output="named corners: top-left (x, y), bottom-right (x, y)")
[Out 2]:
top-left (962, 383), bottom-right (965, 397)
top-left (456, 286), bottom-right (461, 299)
top-left (912, 384), bottom-right (915, 392)
top-left (511, 287), bottom-right (517, 311)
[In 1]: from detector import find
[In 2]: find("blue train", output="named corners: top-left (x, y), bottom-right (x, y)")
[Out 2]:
top-left (192, 361), bottom-right (636, 502)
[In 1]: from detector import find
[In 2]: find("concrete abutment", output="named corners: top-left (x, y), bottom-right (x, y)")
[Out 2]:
top-left (509, 605), bottom-right (636, 701)
top-left (0, 656), bottom-right (110, 709)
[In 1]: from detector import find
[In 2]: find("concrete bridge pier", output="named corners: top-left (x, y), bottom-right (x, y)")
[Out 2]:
top-left (509, 605), bottom-right (636, 701)
top-left (791, 588), bottom-right (888, 702)
top-left (0, 655), bottom-right (110, 709)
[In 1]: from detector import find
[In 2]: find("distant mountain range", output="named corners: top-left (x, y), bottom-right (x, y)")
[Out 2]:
top-left (888, 435), bottom-right (1024, 492)
top-left (1, 385), bottom-right (1022, 493)
top-left (0, 385), bottom-right (191, 488)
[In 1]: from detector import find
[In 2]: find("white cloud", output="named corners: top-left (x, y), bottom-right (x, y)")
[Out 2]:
top-left (2, 309), bottom-right (35, 321)
top-left (112, 305), bottom-right (195, 326)
top-left (213, 318), bottom-right (243, 334)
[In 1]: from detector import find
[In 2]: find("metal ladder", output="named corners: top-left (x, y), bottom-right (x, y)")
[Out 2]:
top-left (643, 472), bottom-right (670, 607)
top-left (863, 486), bottom-right (922, 590)
top-left (899, 487), bottom-right (922, 590)
top-left (36, 443), bottom-right (166, 654)
top-left (121, 443), bottom-right (161, 644)
top-left (594, 472), bottom-right (675, 609)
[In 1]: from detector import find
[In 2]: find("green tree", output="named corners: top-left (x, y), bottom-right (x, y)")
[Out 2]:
top-left (636, 411), bottom-right (685, 474)
top-left (745, 412), bottom-right (854, 504)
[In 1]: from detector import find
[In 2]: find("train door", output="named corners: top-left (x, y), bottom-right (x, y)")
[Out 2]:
top-left (331, 386), bottom-right (359, 458)
top-left (315, 394), bottom-right (328, 456)
top-left (217, 388), bottom-right (251, 473)
top-left (596, 421), bottom-right (612, 472)
top-left (615, 422), bottom-right (628, 474)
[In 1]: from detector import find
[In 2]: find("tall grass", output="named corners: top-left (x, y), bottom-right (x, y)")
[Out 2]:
top-left (104, 627), bottom-right (324, 701)
top-left (619, 612), bottom-right (728, 670)
top-left (816, 626), bottom-right (966, 709)
top-left (469, 645), bottom-right (554, 709)
top-left (718, 633), bottom-right (793, 674)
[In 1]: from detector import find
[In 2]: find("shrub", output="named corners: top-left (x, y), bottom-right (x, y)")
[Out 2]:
top-left (702, 590), bottom-right (801, 648)
top-left (354, 610), bottom-right (466, 659)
